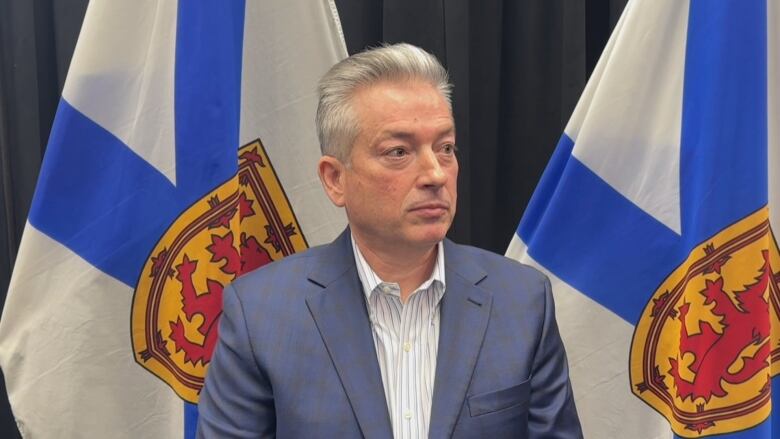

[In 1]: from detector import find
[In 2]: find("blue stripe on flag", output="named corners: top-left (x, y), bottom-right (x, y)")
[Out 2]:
top-left (672, 2), bottom-right (772, 438)
top-left (518, 134), bottom-right (681, 322)
top-left (679, 0), bottom-right (767, 246)
top-left (175, 1), bottom-right (246, 437)
top-left (519, 0), bottom-right (770, 331)
top-left (28, 0), bottom-right (246, 291)
top-left (174, 0), bottom-right (246, 200)
top-left (28, 99), bottom-right (181, 286)
top-left (184, 402), bottom-right (199, 438)
top-left (773, 377), bottom-right (780, 438)
top-left (519, 135), bottom-right (575, 242)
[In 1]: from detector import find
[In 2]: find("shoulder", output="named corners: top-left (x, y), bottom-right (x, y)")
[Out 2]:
top-left (227, 241), bottom-right (337, 302)
top-left (447, 242), bottom-right (556, 341)
top-left (446, 240), bottom-right (548, 288)
top-left (446, 240), bottom-right (551, 312)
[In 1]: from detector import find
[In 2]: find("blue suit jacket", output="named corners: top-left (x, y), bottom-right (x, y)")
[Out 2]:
top-left (197, 230), bottom-right (582, 438)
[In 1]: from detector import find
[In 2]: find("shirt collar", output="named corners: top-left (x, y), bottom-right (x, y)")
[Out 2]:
top-left (351, 234), bottom-right (446, 302)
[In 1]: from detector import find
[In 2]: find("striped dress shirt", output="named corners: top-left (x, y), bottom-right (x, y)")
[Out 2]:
top-left (351, 236), bottom-right (446, 439)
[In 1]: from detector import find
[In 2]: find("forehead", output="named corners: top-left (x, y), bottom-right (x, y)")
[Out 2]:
top-left (351, 80), bottom-right (453, 128)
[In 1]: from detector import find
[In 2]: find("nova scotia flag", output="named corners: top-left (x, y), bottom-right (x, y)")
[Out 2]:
top-left (507, 0), bottom-right (780, 438)
top-left (0, 1), bottom-right (347, 437)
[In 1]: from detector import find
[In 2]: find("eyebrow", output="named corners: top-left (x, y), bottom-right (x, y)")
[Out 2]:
top-left (376, 126), bottom-right (456, 142)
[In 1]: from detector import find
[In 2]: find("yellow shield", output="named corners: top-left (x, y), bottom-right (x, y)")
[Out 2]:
top-left (631, 207), bottom-right (780, 436)
top-left (131, 139), bottom-right (308, 403)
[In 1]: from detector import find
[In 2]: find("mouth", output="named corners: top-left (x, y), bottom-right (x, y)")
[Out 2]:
top-left (408, 202), bottom-right (450, 218)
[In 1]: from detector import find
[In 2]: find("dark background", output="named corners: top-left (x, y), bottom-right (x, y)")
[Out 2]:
top-left (0, 0), bottom-right (627, 435)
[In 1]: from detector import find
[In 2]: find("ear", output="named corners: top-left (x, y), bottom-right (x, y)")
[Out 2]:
top-left (317, 155), bottom-right (347, 207)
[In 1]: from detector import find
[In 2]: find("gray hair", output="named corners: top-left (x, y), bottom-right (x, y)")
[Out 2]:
top-left (316, 43), bottom-right (452, 161)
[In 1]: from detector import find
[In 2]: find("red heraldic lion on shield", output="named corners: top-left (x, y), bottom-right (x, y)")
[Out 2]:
top-left (631, 207), bottom-right (780, 437)
top-left (131, 139), bottom-right (308, 403)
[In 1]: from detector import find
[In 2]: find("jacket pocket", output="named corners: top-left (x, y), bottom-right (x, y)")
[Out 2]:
top-left (467, 379), bottom-right (531, 417)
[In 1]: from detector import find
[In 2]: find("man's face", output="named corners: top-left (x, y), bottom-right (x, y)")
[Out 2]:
top-left (332, 80), bottom-right (458, 253)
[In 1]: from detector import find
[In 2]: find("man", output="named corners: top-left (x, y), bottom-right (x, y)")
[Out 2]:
top-left (197, 43), bottom-right (582, 438)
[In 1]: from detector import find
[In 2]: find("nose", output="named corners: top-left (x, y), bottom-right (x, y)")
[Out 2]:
top-left (418, 149), bottom-right (448, 188)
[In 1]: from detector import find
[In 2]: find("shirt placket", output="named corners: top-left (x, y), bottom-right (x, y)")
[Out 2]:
top-left (420, 288), bottom-right (437, 432)
top-left (404, 289), bottom-right (429, 439)
top-left (378, 284), bottom-right (406, 439)
top-left (372, 289), bottom-right (396, 425)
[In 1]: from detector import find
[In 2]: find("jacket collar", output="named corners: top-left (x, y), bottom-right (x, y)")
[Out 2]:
top-left (305, 229), bottom-right (492, 439)
top-left (429, 239), bottom-right (491, 439)
top-left (305, 229), bottom-right (393, 438)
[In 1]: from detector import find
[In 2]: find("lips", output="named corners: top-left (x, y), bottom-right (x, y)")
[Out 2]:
top-left (409, 202), bottom-right (450, 218)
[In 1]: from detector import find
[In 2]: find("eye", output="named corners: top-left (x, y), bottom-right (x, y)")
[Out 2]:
top-left (385, 147), bottom-right (408, 158)
top-left (440, 143), bottom-right (457, 155)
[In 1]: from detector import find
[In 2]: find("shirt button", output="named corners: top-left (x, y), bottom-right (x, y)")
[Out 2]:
top-left (404, 411), bottom-right (412, 420)
top-left (403, 341), bottom-right (412, 352)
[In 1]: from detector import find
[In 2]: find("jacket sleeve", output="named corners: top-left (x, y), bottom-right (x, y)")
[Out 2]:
top-left (528, 276), bottom-right (583, 438)
top-left (197, 283), bottom-right (275, 438)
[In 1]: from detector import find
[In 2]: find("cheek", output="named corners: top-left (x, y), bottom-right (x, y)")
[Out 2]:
top-left (348, 175), bottom-right (374, 197)
top-left (382, 182), bottom-right (399, 196)
top-left (447, 167), bottom-right (459, 194)
top-left (351, 178), bottom-right (399, 213)
top-left (362, 174), bottom-right (398, 199)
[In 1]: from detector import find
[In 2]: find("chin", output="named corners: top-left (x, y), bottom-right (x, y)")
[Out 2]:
top-left (409, 226), bottom-right (450, 245)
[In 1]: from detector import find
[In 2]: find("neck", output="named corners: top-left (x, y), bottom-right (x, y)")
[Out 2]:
top-left (353, 236), bottom-right (439, 303)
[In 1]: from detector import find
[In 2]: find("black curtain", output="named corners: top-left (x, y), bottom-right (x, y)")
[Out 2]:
top-left (337, 0), bottom-right (626, 251)
top-left (0, 0), bottom-right (626, 436)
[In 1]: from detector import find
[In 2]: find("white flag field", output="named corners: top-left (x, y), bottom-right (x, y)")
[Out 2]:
top-left (508, 0), bottom-right (779, 438)
top-left (0, 1), bottom-right (347, 437)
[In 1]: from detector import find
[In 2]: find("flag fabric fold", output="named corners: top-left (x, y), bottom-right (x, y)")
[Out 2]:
top-left (0, 1), bottom-right (347, 437)
top-left (508, 0), bottom-right (779, 438)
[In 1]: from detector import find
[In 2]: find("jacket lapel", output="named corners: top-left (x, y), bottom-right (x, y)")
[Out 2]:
top-left (429, 240), bottom-right (492, 439)
top-left (305, 231), bottom-right (393, 439)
